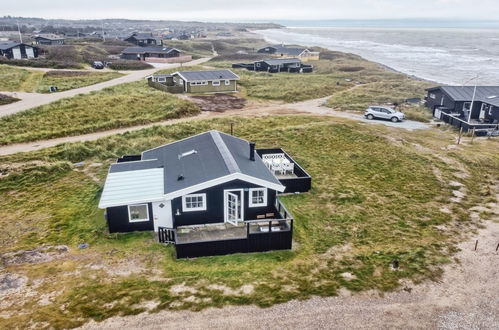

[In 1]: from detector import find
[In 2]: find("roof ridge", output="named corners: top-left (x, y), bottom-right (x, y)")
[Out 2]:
top-left (210, 130), bottom-right (240, 174)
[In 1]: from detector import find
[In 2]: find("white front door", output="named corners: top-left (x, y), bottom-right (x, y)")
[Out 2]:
top-left (12, 47), bottom-right (21, 59)
top-left (480, 104), bottom-right (488, 120)
top-left (152, 200), bottom-right (173, 231)
top-left (224, 190), bottom-right (243, 225)
top-left (26, 47), bottom-right (34, 58)
top-left (434, 108), bottom-right (442, 119)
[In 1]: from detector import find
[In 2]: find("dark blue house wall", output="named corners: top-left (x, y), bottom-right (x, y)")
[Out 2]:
top-left (106, 203), bottom-right (154, 233)
top-left (426, 89), bottom-right (456, 111)
top-left (172, 179), bottom-right (277, 227)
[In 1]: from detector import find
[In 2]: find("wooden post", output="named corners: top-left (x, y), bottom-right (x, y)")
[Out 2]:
top-left (470, 127), bottom-right (476, 144)
top-left (457, 127), bottom-right (463, 145)
top-left (496, 242), bottom-right (499, 252)
top-left (474, 240), bottom-right (478, 251)
top-left (230, 122), bottom-right (234, 136)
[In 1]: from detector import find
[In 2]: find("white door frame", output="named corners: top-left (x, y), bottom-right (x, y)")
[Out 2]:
top-left (223, 189), bottom-right (244, 225)
top-left (479, 103), bottom-right (488, 120)
top-left (152, 199), bottom-right (173, 231)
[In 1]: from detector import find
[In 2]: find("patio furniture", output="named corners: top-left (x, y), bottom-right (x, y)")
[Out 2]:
top-left (282, 162), bottom-right (294, 175)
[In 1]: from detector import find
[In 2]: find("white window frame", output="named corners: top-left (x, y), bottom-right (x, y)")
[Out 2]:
top-left (128, 204), bottom-right (149, 223)
top-left (463, 102), bottom-right (471, 111)
top-left (157, 77), bottom-right (166, 82)
top-left (225, 80), bottom-right (230, 85)
top-left (429, 93), bottom-right (436, 99)
top-left (249, 188), bottom-right (267, 207)
top-left (182, 193), bottom-right (207, 212)
top-left (256, 62), bottom-right (261, 67)
top-left (212, 80), bottom-right (220, 86)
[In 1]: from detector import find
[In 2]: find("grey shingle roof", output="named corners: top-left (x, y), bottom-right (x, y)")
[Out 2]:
top-left (429, 86), bottom-right (499, 107)
top-left (0, 41), bottom-right (21, 50)
top-left (122, 46), bottom-right (177, 54)
top-left (107, 130), bottom-right (283, 198)
top-left (260, 45), bottom-right (307, 56)
top-left (175, 70), bottom-right (239, 82)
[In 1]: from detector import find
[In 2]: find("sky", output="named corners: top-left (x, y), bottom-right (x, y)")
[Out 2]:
top-left (2, 0), bottom-right (499, 21)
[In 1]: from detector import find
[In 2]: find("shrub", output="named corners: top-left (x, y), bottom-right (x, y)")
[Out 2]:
top-left (107, 60), bottom-right (153, 70)
top-left (0, 57), bottom-right (83, 69)
top-left (0, 93), bottom-right (19, 105)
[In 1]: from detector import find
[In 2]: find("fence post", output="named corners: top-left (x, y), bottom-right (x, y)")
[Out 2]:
top-left (471, 127), bottom-right (476, 144)
top-left (474, 240), bottom-right (478, 251)
top-left (457, 127), bottom-right (463, 145)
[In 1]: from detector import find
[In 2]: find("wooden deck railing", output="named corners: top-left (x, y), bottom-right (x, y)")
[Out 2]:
top-left (158, 227), bottom-right (176, 244)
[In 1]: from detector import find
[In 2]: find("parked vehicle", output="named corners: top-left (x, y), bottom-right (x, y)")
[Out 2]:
top-left (92, 61), bottom-right (104, 69)
top-left (365, 106), bottom-right (405, 122)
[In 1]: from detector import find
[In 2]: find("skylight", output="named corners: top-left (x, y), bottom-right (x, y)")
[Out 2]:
top-left (178, 150), bottom-right (197, 159)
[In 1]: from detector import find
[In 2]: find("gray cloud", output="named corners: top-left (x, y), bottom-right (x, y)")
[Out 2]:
top-left (2, 0), bottom-right (499, 20)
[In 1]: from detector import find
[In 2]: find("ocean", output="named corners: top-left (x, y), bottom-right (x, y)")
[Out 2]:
top-left (254, 21), bottom-right (499, 85)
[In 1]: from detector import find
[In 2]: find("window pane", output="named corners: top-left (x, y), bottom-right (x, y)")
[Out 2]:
top-left (130, 205), bottom-right (147, 220)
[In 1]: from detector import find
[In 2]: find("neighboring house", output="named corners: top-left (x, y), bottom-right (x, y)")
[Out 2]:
top-left (426, 86), bottom-right (499, 134)
top-left (0, 41), bottom-right (38, 59)
top-left (257, 44), bottom-right (320, 61)
top-left (33, 34), bottom-right (65, 45)
top-left (121, 46), bottom-right (180, 60)
top-left (233, 58), bottom-right (314, 73)
top-left (98, 130), bottom-right (311, 258)
top-left (148, 69), bottom-right (240, 94)
top-left (124, 32), bottom-right (163, 46)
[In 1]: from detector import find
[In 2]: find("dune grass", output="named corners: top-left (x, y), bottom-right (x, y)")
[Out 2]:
top-left (0, 64), bottom-right (123, 93)
top-left (36, 70), bottom-right (123, 93)
top-left (0, 81), bottom-right (200, 145)
top-left (208, 50), bottom-right (433, 105)
top-left (1, 115), bottom-right (497, 328)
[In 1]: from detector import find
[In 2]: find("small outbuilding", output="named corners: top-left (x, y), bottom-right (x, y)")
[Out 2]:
top-left (0, 41), bottom-right (38, 59)
top-left (33, 34), bottom-right (65, 45)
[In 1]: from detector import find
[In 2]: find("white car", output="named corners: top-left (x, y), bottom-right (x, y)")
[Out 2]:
top-left (365, 106), bottom-right (405, 122)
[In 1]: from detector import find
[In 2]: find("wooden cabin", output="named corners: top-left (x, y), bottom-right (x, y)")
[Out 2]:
top-left (257, 44), bottom-right (320, 61)
top-left (426, 86), bottom-right (499, 135)
top-left (33, 34), bottom-right (65, 45)
top-left (98, 130), bottom-right (311, 258)
top-left (124, 32), bottom-right (163, 47)
top-left (121, 46), bottom-right (180, 61)
top-left (0, 41), bottom-right (38, 59)
top-left (148, 70), bottom-right (240, 94)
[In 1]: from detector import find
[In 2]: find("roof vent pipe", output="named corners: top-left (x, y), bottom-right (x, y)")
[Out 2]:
top-left (249, 142), bottom-right (255, 161)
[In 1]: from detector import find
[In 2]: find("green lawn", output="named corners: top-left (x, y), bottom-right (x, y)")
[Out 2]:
top-left (0, 64), bottom-right (123, 93)
top-left (0, 81), bottom-right (200, 144)
top-left (0, 116), bottom-right (497, 328)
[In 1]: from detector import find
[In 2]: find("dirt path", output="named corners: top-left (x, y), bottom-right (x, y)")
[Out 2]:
top-left (0, 57), bottom-right (211, 118)
top-left (80, 217), bottom-right (499, 330)
top-left (0, 97), bottom-right (429, 156)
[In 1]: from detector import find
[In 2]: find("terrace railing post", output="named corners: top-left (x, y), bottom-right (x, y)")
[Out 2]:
top-left (457, 127), bottom-right (463, 145)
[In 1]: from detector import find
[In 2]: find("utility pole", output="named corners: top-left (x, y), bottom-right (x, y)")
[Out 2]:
top-left (17, 21), bottom-right (23, 43)
top-left (101, 22), bottom-right (105, 42)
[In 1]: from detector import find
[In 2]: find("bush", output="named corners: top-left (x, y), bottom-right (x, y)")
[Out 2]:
top-left (45, 45), bottom-right (80, 63)
top-left (0, 57), bottom-right (83, 69)
top-left (338, 66), bottom-right (365, 72)
top-left (0, 93), bottom-right (19, 105)
top-left (107, 60), bottom-right (153, 70)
